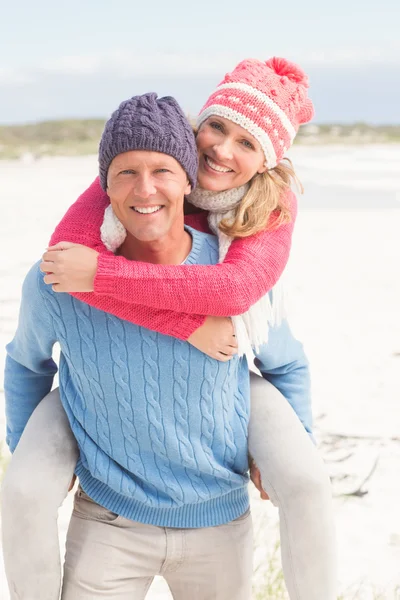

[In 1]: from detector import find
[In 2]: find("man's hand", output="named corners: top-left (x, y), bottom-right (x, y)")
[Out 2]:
top-left (188, 316), bottom-right (238, 362)
top-left (249, 459), bottom-right (269, 500)
top-left (40, 242), bottom-right (99, 293)
top-left (68, 475), bottom-right (77, 492)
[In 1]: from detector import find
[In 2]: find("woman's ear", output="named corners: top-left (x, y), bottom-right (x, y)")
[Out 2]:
top-left (257, 161), bottom-right (268, 174)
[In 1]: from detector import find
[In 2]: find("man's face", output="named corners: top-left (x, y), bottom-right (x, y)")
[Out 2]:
top-left (107, 151), bottom-right (191, 243)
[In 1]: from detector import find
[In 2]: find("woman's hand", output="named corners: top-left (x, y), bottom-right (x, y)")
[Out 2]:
top-left (188, 316), bottom-right (238, 361)
top-left (40, 242), bottom-right (99, 292)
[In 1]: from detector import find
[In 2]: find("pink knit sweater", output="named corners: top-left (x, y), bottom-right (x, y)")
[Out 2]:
top-left (50, 177), bottom-right (297, 340)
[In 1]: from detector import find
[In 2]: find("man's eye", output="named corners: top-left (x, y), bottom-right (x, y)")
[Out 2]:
top-left (120, 169), bottom-right (135, 175)
top-left (155, 169), bottom-right (169, 173)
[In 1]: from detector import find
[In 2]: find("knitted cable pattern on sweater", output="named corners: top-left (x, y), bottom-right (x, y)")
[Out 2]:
top-left (6, 229), bottom-right (259, 527)
top-left (6, 224), bottom-right (313, 529)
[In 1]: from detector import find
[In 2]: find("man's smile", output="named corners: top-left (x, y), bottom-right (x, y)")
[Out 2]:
top-left (130, 205), bottom-right (164, 215)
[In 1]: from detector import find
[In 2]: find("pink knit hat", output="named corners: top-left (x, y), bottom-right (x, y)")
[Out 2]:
top-left (197, 57), bottom-right (314, 168)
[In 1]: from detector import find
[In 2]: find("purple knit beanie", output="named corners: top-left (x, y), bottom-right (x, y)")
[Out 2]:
top-left (99, 92), bottom-right (198, 190)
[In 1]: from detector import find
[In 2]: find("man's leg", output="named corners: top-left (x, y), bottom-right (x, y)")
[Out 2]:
top-left (61, 488), bottom-right (165, 599)
top-left (164, 510), bottom-right (253, 600)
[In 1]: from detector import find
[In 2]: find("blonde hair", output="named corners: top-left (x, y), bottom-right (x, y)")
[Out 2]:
top-left (219, 158), bottom-right (302, 239)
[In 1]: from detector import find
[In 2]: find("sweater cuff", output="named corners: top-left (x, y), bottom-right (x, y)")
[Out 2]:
top-left (168, 314), bottom-right (206, 341)
top-left (94, 253), bottom-right (120, 294)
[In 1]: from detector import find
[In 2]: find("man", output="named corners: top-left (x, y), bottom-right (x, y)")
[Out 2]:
top-left (4, 93), bottom-right (310, 599)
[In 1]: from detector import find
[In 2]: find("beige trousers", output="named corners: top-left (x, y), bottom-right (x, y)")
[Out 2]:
top-left (61, 488), bottom-right (253, 600)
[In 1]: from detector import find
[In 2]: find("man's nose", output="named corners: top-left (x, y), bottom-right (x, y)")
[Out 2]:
top-left (134, 174), bottom-right (157, 198)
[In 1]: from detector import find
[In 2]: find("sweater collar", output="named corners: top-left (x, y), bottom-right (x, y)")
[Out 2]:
top-left (183, 226), bottom-right (206, 265)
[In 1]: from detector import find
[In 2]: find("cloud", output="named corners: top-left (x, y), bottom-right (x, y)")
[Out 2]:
top-left (0, 51), bottom-right (244, 87)
top-left (2, 42), bottom-right (399, 88)
top-left (299, 44), bottom-right (400, 67)
top-left (0, 67), bottom-right (36, 86)
top-left (1, 49), bottom-right (399, 124)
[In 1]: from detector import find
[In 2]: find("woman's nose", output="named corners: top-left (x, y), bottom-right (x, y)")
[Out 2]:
top-left (213, 139), bottom-right (234, 162)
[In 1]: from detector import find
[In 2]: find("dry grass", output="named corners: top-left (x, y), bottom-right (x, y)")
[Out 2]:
top-left (252, 539), bottom-right (288, 600)
top-left (253, 536), bottom-right (399, 600)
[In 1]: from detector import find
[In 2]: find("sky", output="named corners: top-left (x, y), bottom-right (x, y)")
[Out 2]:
top-left (1, 0), bottom-right (399, 124)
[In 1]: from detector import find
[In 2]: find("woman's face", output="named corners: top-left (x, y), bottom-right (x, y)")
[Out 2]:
top-left (196, 116), bottom-right (267, 192)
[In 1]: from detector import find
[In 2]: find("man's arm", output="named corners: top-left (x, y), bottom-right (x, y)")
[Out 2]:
top-left (253, 318), bottom-right (313, 436)
top-left (5, 263), bottom-right (57, 452)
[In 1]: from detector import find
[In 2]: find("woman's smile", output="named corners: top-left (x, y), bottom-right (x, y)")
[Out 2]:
top-left (203, 155), bottom-right (234, 174)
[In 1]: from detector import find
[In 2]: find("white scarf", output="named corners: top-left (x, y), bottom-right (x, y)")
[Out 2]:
top-left (100, 186), bottom-right (285, 357)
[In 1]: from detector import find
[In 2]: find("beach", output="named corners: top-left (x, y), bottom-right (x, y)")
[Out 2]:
top-left (0, 145), bottom-right (399, 599)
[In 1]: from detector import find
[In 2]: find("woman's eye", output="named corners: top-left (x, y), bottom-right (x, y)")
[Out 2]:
top-left (120, 169), bottom-right (134, 175)
top-left (241, 140), bottom-right (254, 150)
top-left (210, 121), bottom-right (223, 131)
top-left (155, 168), bottom-right (169, 173)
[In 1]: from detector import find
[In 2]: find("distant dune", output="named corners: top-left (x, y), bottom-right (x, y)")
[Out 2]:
top-left (0, 120), bottom-right (399, 160)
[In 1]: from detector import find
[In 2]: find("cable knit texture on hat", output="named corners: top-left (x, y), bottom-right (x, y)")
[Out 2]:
top-left (197, 57), bottom-right (314, 168)
top-left (99, 92), bottom-right (198, 190)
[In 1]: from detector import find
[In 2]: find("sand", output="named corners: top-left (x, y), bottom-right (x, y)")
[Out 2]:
top-left (0, 146), bottom-right (399, 599)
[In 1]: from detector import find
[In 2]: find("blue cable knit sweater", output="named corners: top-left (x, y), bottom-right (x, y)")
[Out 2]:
top-left (5, 227), bottom-right (311, 527)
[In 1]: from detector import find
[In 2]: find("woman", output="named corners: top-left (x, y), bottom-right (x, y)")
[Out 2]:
top-left (2, 57), bottom-right (336, 599)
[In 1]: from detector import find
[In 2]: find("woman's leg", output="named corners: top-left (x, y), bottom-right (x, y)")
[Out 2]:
top-left (1, 388), bottom-right (79, 600)
top-left (248, 373), bottom-right (337, 600)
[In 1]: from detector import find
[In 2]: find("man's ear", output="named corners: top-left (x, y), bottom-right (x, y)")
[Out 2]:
top-left (184, 180), bottom-right (192, 196)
